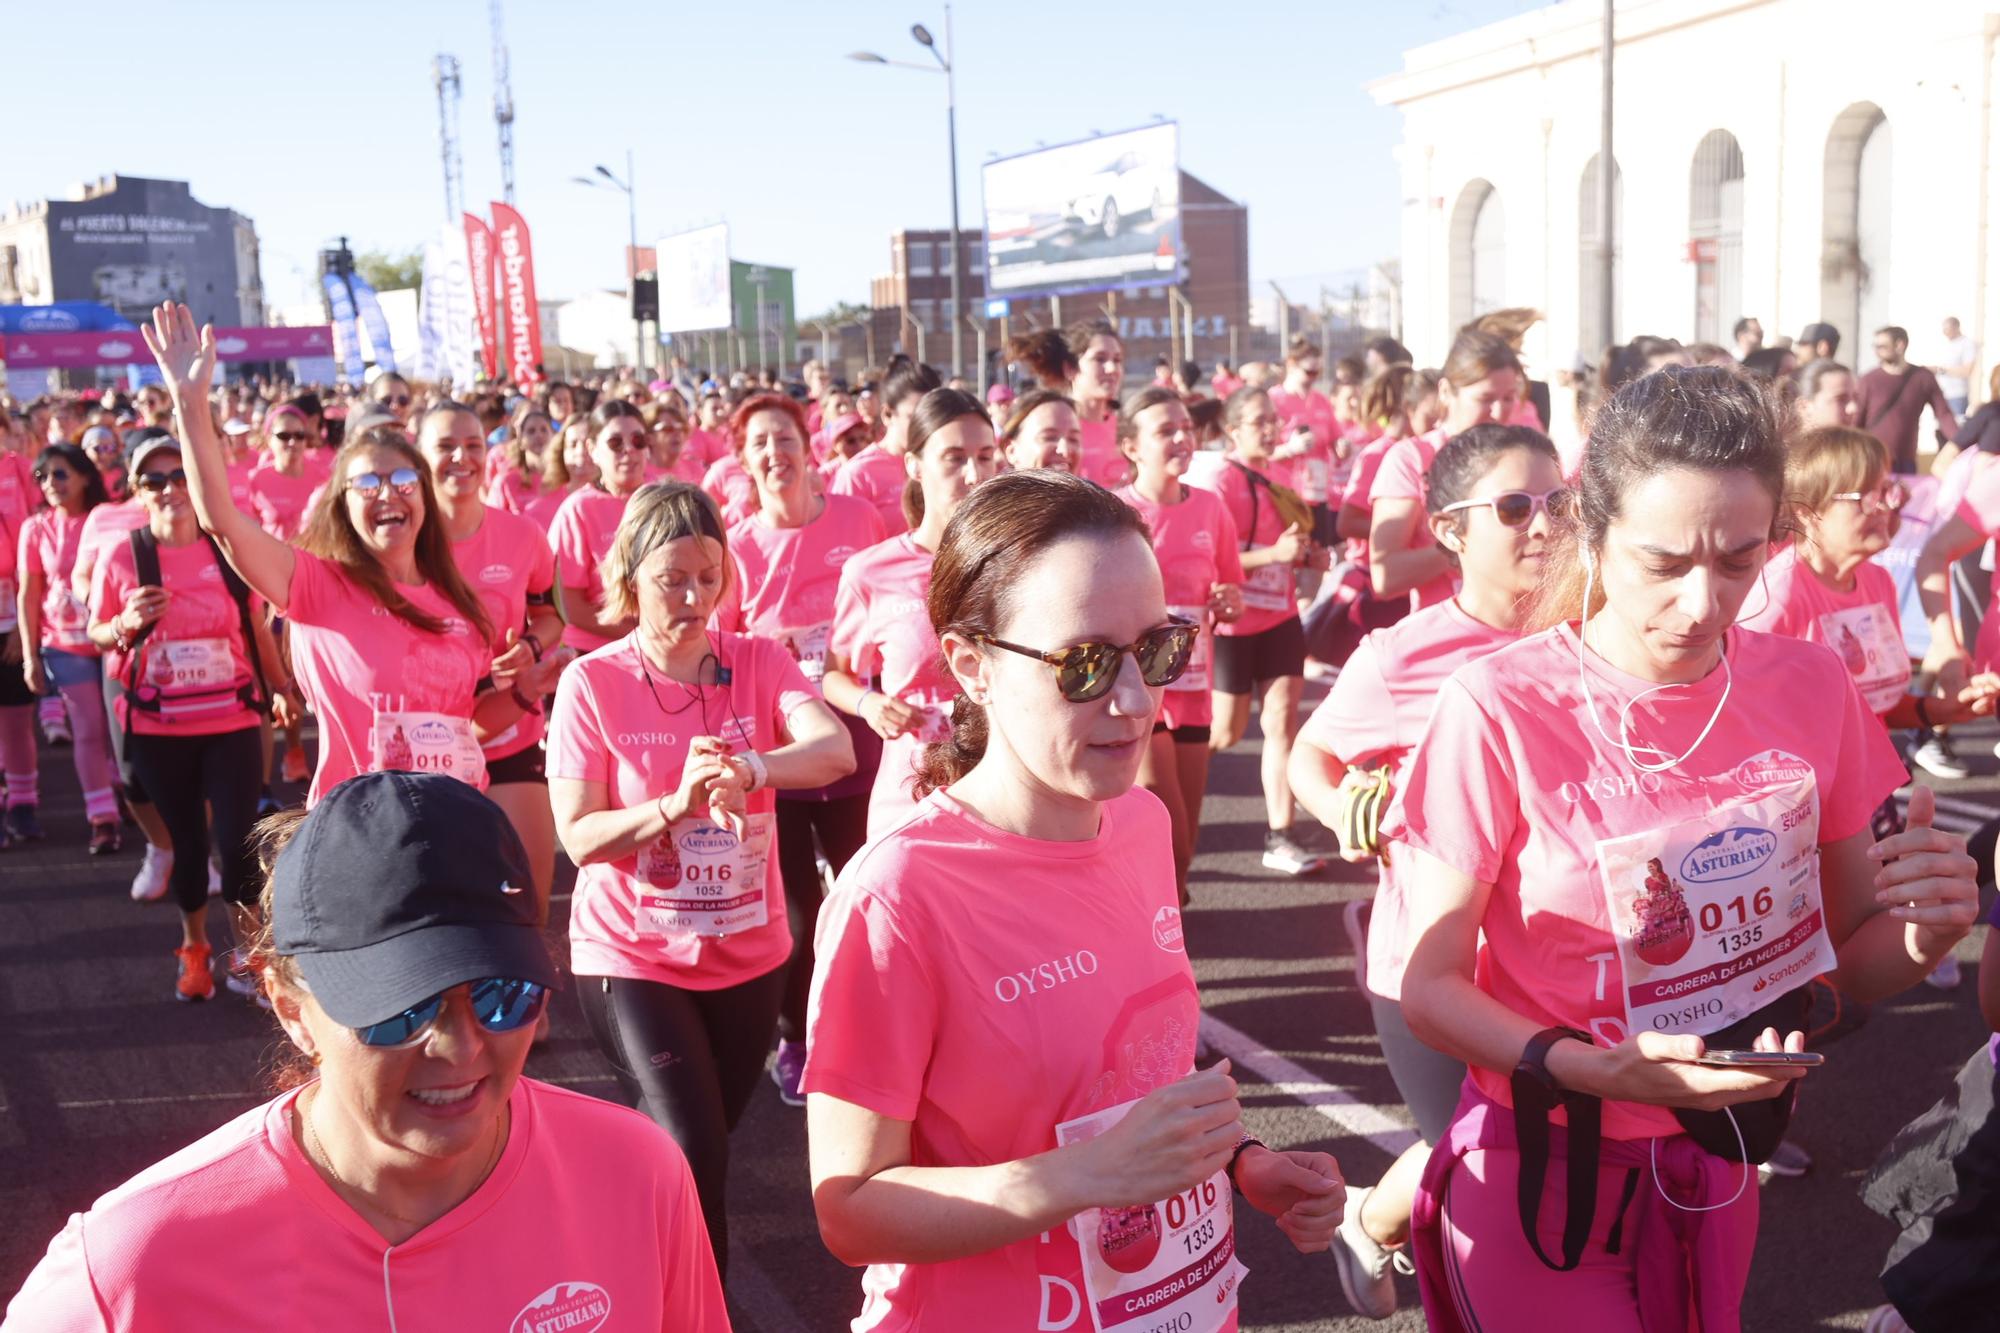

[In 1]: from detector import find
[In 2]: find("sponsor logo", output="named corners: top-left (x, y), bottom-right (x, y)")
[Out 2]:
top-left (614, 731), bottom-right (685, 747)
top-left (1680, 827), bottom-right (1777, 884)
top-left (214, 335), bottom-right (249, 356)
top-left (1191, 530), bottom-right (1214, 551)
top-left (1733, 750), bottom-right (1812, 791)
top-left (199, 564), bottom-right (222, 581)
top-left (480, 562), bottom-right (513, 585)
top-left (1751, 952), bottom-right (1815, 993)
top-left (1152, 905), bottom-right (1185, 952)
top-left (824, 544), bottom-right (858, 568)
top-left (1649, 995), bottom-right (1726, 1030)
top-left (510, 1281), bottom-right (611, 1333)
top-left (411, 720), bottom-right (455, 746)
top-left (993, 949), bottom-right (1099, 1003)
top-left (680, 826), bottom-right (738, 855)
top-left (1558, 771), bottom-right (1665, 803)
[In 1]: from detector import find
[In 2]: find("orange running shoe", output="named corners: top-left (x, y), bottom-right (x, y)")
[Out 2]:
top-left (175, 944), bottom-right (214, 1002)
top-left (282, 744), bottom-right (310, 784)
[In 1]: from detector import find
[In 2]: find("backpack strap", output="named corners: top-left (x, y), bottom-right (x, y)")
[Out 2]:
top-left (202, 531), bottom-right (271, 711)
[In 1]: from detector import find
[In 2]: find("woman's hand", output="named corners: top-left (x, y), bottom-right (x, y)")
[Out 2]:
top-left (1068, 1063), bottom-right (1243, 1210)
top-left (121, 585), bottom-right (170, 635)
top-left (1557, 1028), bottom-right (1809, 1111)
top-left (1269, 529), bottom-right (1308, 566)
top-left (1207, 582), bottom-right (1243, 625)
top-left (859, 690), bottom-right (919, 741)
top-left (1235, 1147), bottom-right (1344, 1254)
top-left (1870, 785), bottom-right (1980, 944)
top-left (510, 644), bottom-right (575, 700)
top-left (1, 627), bottom-right (21, 667)
top-left (1303, 540), bottom-right (1333, 572)
top-left (1921, 643), bottom-right (1973, 699)
top-left (23, 652), bottom-right (49, 695)
top-left (271, 686), bottom-right (304, 731)
top-left (489, 627), bottom-right (537, 681)
top-left (141, 302), bottom-right (216, 400)
top-left (1933, 671), bottom-right (2000, 724)
top-left (685, 735), bottom-right (751, 837)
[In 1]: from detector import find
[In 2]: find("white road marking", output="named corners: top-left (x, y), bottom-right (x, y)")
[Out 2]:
top-left (1200, 1011), bottom-right (1420, 1158)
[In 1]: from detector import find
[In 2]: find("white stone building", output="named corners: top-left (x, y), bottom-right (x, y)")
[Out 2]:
top-left (1373, 0), bottom-right (1998, 392)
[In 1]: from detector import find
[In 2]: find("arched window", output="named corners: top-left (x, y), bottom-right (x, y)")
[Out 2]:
top-left (1689, 130), bottom-right (1745, 344)
top-left (1822, 103), bottom-right (1891, 368)
top-left (1579, 154), bottom-right (1623, 353)
top-left (1448, 179), bottom-right (1504, 330)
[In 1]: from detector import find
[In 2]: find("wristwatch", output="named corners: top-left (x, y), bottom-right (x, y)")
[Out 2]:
top-left (1513, 1026), bottom-right (1592, 1104)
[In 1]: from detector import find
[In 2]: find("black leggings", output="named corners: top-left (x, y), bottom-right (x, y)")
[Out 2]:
top-left (123, 726), bottom-right (264, 914)
top-left (576, 966), bottom-right (787, 1279)
top-left (774, 793), bottom-right (872, 1043)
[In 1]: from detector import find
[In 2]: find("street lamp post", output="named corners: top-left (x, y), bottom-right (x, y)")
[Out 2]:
top-left (572, 149), bottom-right (644, 373)
top-left (848, 4), bottom-right (963, 377)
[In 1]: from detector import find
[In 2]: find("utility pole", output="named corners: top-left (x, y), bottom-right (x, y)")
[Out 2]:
top-left (491, 0), bottom-right (517, 205)
top-left (431, 55), bottom-right (464, 222)
top-left (1598, 0), bottom-right (1615, 351)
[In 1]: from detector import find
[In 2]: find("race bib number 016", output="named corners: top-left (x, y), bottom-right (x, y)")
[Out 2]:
top-left (635, 812), bottom-right (773, 938)
top-left (370, 709), bottom-right (488, 788)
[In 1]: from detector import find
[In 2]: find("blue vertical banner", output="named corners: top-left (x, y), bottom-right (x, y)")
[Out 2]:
top-left (321, 273), bottom-right (364, 384)
top-left (347, 272), bottom-right (400, 375)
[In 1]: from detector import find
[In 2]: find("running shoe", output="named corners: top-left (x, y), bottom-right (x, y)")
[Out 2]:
top-left (40, 713), bottom-right (71, 747)
top-left (175, 944), bottom-right (215, 1002)
top-left (1330, 1185), bottom-right (1399, 1320)
top-left (130, 844), bottom-right (173, 903)
top-left (223, 950), bottom-right (272, 1009)
top-left (1262, 827), bottom-right (1329, 877)
top-left (1343, 899), bottom-right (1371, 994)
top-left (1757, 1138), bottom-right (1813, 1182)
top-left (1863, 1304), bottom-right (1915, 1333)
top-left (88, 820), bottom-right (122, 855)
top-left (1925, 953), bottom-right (1963, 990)
top-left (208, 858), bottom-right (222, 897)
top-left (5, 804), bottom-right (45, 844)
top-left (282, 743), bottom-right (310, 784)
top-left (1911, 732), bottom-right (1971, 780)
top-left (771, 1039), bottom-right (807, 1107)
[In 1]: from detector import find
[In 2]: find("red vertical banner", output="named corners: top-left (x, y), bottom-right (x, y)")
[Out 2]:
top-left (463, 212), bottom-right (500, 381)
top-left (489, 201), bottom-right (545, 386)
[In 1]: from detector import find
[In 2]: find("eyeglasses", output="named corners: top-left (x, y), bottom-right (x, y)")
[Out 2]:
top-left (32, 467), bottom-right (72, 484)
top-left (88, 440), bottom-right (121, 456)
top-left (1440, 487), bottom-right (1571, 528)
top-left (1831, 480), bottom-right (1909, 513)
top-left (271, 431), bottom-right (311, 444)
top-left (347, 467), bottom-right (422, 498)
top-left (600, 434), bottom-right (648, 454)
top-left (137, 469), bottom-right (189, 493)
top-left (379, 393), bottom-right (413, 409)
top-left (355, 978), bottom-right (550, 1048)
top-left (976, 618), bottom-right (1198, 703)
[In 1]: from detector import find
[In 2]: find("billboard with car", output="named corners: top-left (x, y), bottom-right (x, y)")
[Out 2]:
top-left (656, 223), bottom-right (733, 333)
top-left (981, 123), bottom-right (1184, 299)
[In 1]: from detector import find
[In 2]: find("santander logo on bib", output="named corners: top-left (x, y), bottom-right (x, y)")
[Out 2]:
top-left (509, 1281), bottom-right (610, 1333)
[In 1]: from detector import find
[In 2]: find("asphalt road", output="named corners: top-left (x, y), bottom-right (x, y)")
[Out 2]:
top-left (3, 696), bottom-right (1993, 1332)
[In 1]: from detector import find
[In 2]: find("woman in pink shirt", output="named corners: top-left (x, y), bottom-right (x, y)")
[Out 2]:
top-left (1115, 386), bottom-right (1244, 903)
top-left (699, 446), bottom-right (757, 528)
top-left (805, 470), bottom-right (1345, 1332)
top-left (642, 401), bottom-right (705, 487)
top-left (522, 417), bottom-right (598, 532)
top-left (1290, 423), bottom-right (1560, 1320)
top-left (1194, 387), bottom-right (1331, 877)
top-left (247, 405), bottom-right (320, 543)
top-left (998, 387), bottom-right (1083, 473)
top-left (817, 409), bottom-right (872, 487)
top-left (1011, 321), bottom-right (1133, 488)
top-left (1368, 330), bottom-right (1521, 613)
top-left (1337, 366), bottom-right (1442, 554)
top-left (831, 355), bottom-right (940, 535)
top-left (143, 303), bottom-right (549, 808)
top-left (550, 399), bottom-right (652, 653)
top-left (824, 388), bottom-right (1000, 839)
top-left (1268, 337), bottom-right (1341, 517)
top-left (18, 443), bottom-right (122, 849)
top-left (1391, 367), bottom-right (1979, 1330)
top-left (483, 407), bottom-right (552, 515)
top-left (547, 483), bottom-right (854, 1275)
top-left (6, 773), bottom-right (729, 1332)
top-left (725, 393), bottom-right (887, 1106)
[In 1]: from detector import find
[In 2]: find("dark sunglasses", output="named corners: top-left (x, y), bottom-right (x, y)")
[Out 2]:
top-left (137, 469), bottom-right (189, 493)
top-left (348, 467), bottom-right (423, 498)
top-left (977, 618), bottom-right (1197, 703)
top-left (600, 434), bottom-right (649, 454)
top-left (355, 977), bottom-right (550, 1048)
top-left (88, 440), bottom-right (121, 455)
top-left (379, 393), bottom-right (414, 408)
top-left (271, 430), bottom-right (311, 444)
top-left (1440, 487), bottom-right (1570, 529)
top-left (32, 467), bottom-right (72, 484)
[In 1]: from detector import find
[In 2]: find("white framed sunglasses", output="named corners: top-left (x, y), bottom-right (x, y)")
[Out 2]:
top-left (1439, 487), bottom-right (1570, 528)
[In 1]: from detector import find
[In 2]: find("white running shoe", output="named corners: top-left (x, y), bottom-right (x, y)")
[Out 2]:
top-left (129, 845), bottom-right (173, 902)
top-left (1925, 953), bottom-right (1963, 990)
top-left (1330, 1185), bottom-right (1399, 1320)
top-left (1864, 1304), bottom-right (1914, 1333)
top-left (207, 857), bottom-right (222, 898)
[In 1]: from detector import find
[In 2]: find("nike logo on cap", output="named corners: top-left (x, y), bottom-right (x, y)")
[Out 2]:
top-left (500, 881), bottom-right (523, 895)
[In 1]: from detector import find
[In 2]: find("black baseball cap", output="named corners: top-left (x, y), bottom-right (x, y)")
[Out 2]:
top-left (270, 772), bottom-right (557, 1027)
top-left (1799, 322), bottom-right (1840, 348)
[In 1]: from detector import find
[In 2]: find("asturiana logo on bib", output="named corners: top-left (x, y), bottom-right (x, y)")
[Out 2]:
top-left (681, 826), bottom-right (738, 855)
top-left (1679, 826), bottom-right (1777, 884)
top-left (509, 1281), bottom-right (611, 1333)
top-left (411, 720), bottom-right (456, 746)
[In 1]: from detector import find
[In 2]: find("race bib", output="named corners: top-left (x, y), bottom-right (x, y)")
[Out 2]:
top-left (50, 590), bottom-right (90, 646)
top-left (1594, 768), bottom-right (1833, 1037)
top-left (1818, 603), bottom-right (1911, 714)
top-left (144, 637), bottom-right (235, 693)
top-left (1241, 563), bottom-right (1293, 613)
top-left (781, 622), bottom-right (832, 686)
top-left (1297, 455), bottom-right (1331, 504)
top-left (370, 708), bottom-right (488, 787)
top-left (1165, 605), bottom-right (1210, 693)
top-left (1055, 1096), bottom-right (1245, 1333)
top-left (635, 811), bottom-right (773, 937)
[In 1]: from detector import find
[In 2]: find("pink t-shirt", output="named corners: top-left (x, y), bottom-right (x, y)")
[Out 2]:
top-left (645, 452), bottom-right (707, 489)
top-left (548, 487), bottom-right (632, 653)
top-left (90, 536), bottom-right (261, 737)
top-left (804, 787), bottom-right (1218, 1333)
top-left (828, 533), bottom-right (956, 838)
top-left (19, 509), bottom-right (94, 654)
top-left (70, 498), bottom-right (148, 607)
top-left (283, 552), bottom-right (491, 806)
top-left (1385, 624), bottom-right (1906, 1139)
top-left (700, 454), bottom-right (757, 529)
top-left (683, 426), bottom-right (730, 471)
top-left (548, 631), bottom-right (816, 990)
top-left (1340, 433), bottom-right (1401, 562)
top-left (4, 1078), bottom-right (727, 1333)
top-left (1115, 482), bottom-right (1245, 728)
top-left (829, 445), bottom-right (911, 536)
top-left (1189, 457), bottom-right (1298, 639)
top-left (222, 456), bottom-right (258, 512)
top-left (1366, 427), bottom-right (1454, 609)
top-left (483, 453), bottom-right (544, 517)
top-left (0, 453), bottom-right (33, 633)
top-left (453, 506), bottom-right (556, 762)
top-left (520, 482), bottom-right (574, 534)
top-left (247, 464), bottom-right (318, 543)
top-left (1076, 415), bottom-right (1132, 489)
top-left (1299, 599), bottom-right (1517, 1000)
top-left (1736, 544), bottom-right (1910, 716)
top-left (1268, 386), bottom-right (1338, 504)
top-left (1953, 464), bottom-right (2000, 671)
top-left (728, 495), bottom-right (887, 688)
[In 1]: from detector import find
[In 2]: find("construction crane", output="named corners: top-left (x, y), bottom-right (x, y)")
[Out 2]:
top-left (491, 0), bottom-right (516, 205)
top-left (431, 54), bottom-right (464, 221)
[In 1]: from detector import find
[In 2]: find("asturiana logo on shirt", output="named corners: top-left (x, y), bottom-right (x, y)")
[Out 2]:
top-left (1680, 827), bottom-right (1777, 884)
top-left (510, 1281), bottom-right (610, 1333)
top-left (1733, 750), bottom-right (1812, 792)
top-left (480, 562), bottom-right (513, 585)
top-left (992, 949), bottom-right (1099, 1003)
top-left (1152, 906), bottom-right (1185, 953)
top-left (823, 544), bottom-right (858, 567)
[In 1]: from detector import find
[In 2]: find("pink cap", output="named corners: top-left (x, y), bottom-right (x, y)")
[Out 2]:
top-left (827, 412), bottom-right (866, 441)
top-left (986, 383), bottom-right (1016, 405)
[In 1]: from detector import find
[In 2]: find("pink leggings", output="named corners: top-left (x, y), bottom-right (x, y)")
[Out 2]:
top-left (1435, 1145), bottom-right (1756, 1332)
top-left (57, 681), bottom-right (119, 822)
top-left (0, 705), bottom-right (34, 807)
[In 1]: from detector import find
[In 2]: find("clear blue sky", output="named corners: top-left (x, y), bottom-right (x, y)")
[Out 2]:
top-left (6, 0), bottom-right (1539, 316)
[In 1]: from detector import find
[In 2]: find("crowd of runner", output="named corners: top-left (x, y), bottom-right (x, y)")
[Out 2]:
top-left (3, 298), bottom-right (1997, 1331)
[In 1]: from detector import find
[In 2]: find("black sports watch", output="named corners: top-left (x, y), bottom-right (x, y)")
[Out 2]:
top-left (1513, 1026), bottom-right (1592, 1103)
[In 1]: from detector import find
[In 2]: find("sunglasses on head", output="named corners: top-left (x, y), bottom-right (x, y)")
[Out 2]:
top-left (272, 430), bottom-right (311, 444)
top-left (348, 467), bottom-right (422, 498)
top-left (976, 618), bottom-right (1198, 703)
top-left (355, 977), bottom-right (550, 1048)
top-left (137, 469), bottom-right (188, 493)
top-left (1440, 487), bottom-right (1570, 528)
top-left (33, 467), bottom-right (72, 484)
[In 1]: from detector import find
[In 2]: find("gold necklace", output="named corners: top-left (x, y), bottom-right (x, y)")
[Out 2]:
top-left (301, 1088), bottom-right (503, 1230)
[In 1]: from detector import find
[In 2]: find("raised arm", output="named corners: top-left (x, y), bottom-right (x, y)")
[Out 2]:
top-left (142, 303), bottom-right (296, 610)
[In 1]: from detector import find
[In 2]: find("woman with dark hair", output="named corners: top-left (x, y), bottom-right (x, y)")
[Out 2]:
top-left (524, 417), bottom-right (597, 532)
top-left (548, 482), bottom-right (853, 1276)
top-left (997, 387), bottom-right (1083, 473)
top-left (824, 388), bottom-right (998, 838)
top-left (144, 303), bottom-right (551, 807)
top-left (829, 355), bottom-right (940, 534)
top-left (1269, 336), bottom-right (1340, 521)
top-left (804, 469), bottom-right (1345, 1329)
top-left (550, 399), bottom-right (652, 653)
top-left (1391, 366), bottom-right (1976, 1329)
top-left (16, 443), bottom-right (118, 849)
top-left (1008, 319), bottom-right (1130, 487)
top-left (1289, 423), bottom-right (1561, 1319)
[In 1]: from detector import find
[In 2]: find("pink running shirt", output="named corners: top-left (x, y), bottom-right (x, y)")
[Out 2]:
top-left (1268, 386), bottom-right (1338, 504)
top-left (69, 497), bottom-right (148, 608)
top-left (829, 444), bottom-right (911, 536)
top-left (1189, 457), bottom-right (1299, 640)
top-left (453, 506), bottom-right (557, 762)
top-left (1736, 544), bottom-right (1909, 715)
top-left (728, 495), bottom-right (887, 688)
top-left (18, 509), bottom-right (94, 654)
top-left (547, 486), bottom-right (632, 653)
top-left (1366, 427), bottom-right (1454, 609)
top-left (1953, 463), bottom-right (2000, 671)
top-left (1076, 415), bottom-right (1133, 489)
top-left (700, 454), bottom-right (757, 528)
top-left (1115, 482), bottom-right (1245, 728)
top-left (91, 536), bottom-right (262, 737)
top-left (246, 464), bottom-right (318, 543)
